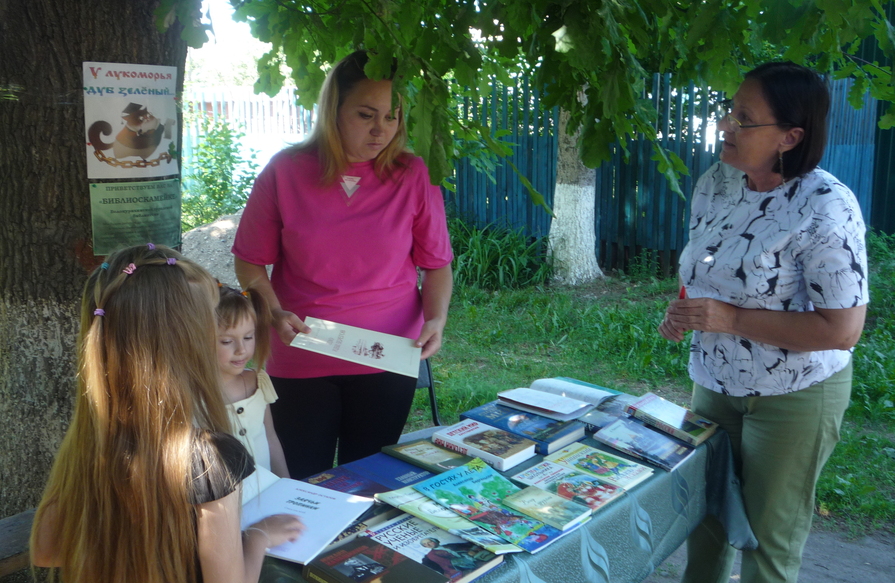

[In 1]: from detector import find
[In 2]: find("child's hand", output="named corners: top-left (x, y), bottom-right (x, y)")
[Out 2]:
top-left (248, 514), bottom-right (304, 548)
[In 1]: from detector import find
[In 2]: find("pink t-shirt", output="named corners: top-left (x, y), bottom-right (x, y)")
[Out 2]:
top-left (232, 149), bottom-right (453, 378)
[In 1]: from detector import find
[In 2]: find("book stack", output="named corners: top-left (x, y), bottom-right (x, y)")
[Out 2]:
top-left (460, 401), bottom-right (585, 455)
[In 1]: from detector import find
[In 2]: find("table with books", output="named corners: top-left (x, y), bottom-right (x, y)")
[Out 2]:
top-left (253, 378), bottom-right (757, 583)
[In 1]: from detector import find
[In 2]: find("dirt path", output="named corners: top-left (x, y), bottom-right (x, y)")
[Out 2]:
top-left (642, 524), bottom-right (895, 582)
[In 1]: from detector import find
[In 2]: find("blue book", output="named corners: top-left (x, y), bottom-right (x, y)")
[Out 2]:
top-left (412, 459), bottom-right (580, 553)
top-left (461, 401), bottom-right (585, 455)
top-left (343, 452), bottom-right (436, 489)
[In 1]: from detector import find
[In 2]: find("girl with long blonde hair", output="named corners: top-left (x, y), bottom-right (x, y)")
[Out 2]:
top-left (30, 244), bottom-right (302, 583)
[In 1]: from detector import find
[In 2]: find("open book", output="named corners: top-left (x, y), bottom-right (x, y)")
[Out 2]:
top-left (496, 378), bottom-right (619, 421)
top-left (241, 467), bottom-right (374, 565)
top-left (289, 317), bottom-right (421, 378)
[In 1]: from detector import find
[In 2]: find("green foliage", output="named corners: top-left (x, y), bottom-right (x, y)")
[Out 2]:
top-left (448, 218), bottom-right (552, 290)
top-left (852, 229), bottom-right (895, 422)
top-left (181, 115), bottom-right (259, 232)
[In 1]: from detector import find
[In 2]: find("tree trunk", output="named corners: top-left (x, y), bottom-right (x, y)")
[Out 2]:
top-left (0, 0), bottom-right (192, 541)
top-left (548, 109), bottom-right (604, 285)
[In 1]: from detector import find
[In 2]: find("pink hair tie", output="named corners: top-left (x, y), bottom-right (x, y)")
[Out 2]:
top-left (123, 263), bottom-right (136, 275)
top-left (94, 309), bottom-right (105, 316)
top-left (166, 257), bottom-right (177, 265)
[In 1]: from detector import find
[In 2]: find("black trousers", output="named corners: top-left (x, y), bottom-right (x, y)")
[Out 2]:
top-left (269, 372), bottom-right (417, 480)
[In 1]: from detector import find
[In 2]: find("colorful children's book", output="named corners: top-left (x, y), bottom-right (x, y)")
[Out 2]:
top-left (501, 486), bottom-right (591, 531)
top-left (460, 401), bottom-right (585, 455)
top-left (302, 536), bottom-right (447, 583)
top-left (432, 420), bottom-right (536, 471)
top-left (625, 392), bottom-right (718, 446)
top-left (382, 438), bottom-right (477, 474)
top-left (374, 486), bottom-right (521, 555)
top-left (544, 442), bottom-right (654, 490)
top-left (411, 459), bottom-right (576, 554)
top-left (509, 460), bottom-right (626, 513)
top-left (593, 417), bottom-right (695, 472)
top-left (362, 513), bottom-right (504, 583)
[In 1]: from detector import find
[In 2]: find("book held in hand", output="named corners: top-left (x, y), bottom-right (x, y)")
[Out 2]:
top-left (432, 419), bottom-right (536, 471)
top-left (501, 485), bottom-right (591, 531)
top-left (303, 536), bottom-right (447, 583)
top-left (593, 417), bottom-right (695, 472)
top-left (362, 513), bottom-right (504, 583)
top-left (545, 442), bottom-right (654, 490)
top-left (382, 438), bottom-right (477, 474)
top-left (510, 460), bottom-right (625, 513)
top-left (626, 392), bottom-right (718, 446)
top-left (241, 472), bottom-right (375, 565)
top-left (412, 459), bottom-right (576, 554)
top-left (290, 317), bottom-right (421, 378)
top-left (460, 400), bottom-right (585, 455)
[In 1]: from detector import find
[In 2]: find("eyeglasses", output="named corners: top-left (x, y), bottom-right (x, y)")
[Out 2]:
top-left (718, 99), bottom-right (793, 134)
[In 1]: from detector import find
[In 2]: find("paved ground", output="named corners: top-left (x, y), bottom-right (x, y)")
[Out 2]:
top-left (642, 524), bottom-right (895, 583)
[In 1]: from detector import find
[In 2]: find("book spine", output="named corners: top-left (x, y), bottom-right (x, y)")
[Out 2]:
top-left (628, 409), bottom-right (697, 446)
top-left (433, 436), bottom-right (506, 471)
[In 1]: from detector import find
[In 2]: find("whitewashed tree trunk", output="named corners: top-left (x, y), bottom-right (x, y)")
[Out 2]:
top-left (548, 109), bottom-right (604, 284)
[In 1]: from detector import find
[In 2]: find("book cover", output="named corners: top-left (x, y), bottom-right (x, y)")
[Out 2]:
top-left (375, 486), bottom-right (521, 555)
top-left (343, 453), bottom-right (435, 489)
top-left (577, 393), bottom-right (641, 433)
top-left (412, 459), bottom-right (573, 554)
top-left (510, 460), bottom-right (625, 513)
top-left (303, 537), bottom-right (448, 583)
top-left (304, 465), bottom-right (392, 499)
top-left (496, 387), bottom-right (593, 421)
top-left (593, 417), bottom-right (695, 472)
top-left (501, 486), bottom-right (591, 531)
top-left (241, 477), bottom-right (375, 565)
top-left (626, 392), bottom-right (718, 446)
top-left (382, 438), bottom-right (477, 474)
top-left (290, 317), bottom-right (422, 378)
top-left (460, 401), bottom-right (585, 455)
top-left (363, 513), bottom-right (504, 583)
top-left (544, 442), bottom-right (654, 490)
top-left (530, 377), bottom-right (619, 406)
top-left (432, 420), bottom-right (536, 471)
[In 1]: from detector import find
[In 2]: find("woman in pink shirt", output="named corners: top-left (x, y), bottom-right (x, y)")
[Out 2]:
top-left (232, 51), bottom-right (453, 479)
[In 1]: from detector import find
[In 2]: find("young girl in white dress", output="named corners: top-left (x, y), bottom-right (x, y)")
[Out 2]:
top-left (217, 285), bottom-right (289, 477)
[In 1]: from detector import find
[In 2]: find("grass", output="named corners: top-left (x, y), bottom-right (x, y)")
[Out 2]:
top-left (407, 225), bottom-right (895, 532)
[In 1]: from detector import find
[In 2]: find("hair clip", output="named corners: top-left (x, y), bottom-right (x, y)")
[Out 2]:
top-left (241, 291), bottom-right (249, 297)
top-left (218, 282), bottom-right (224, 288)
top-left (147, 243), bottom-right (155, 250)
top-left (166, 257), bottom-right (177, 265)
top-left (94, 309), bottom-right (105, 316)
top-left (123, 263), bottom-right (137, 275)
top-left (100, 262), bottom-right (109, 270)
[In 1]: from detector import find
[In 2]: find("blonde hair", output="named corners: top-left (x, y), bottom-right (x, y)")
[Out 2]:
top-left (216, 285), bottom-right (272, 369)
top-left (295, 50), bottom-right (409, 185)
top-left (31, 244), bottom-right (231, 583)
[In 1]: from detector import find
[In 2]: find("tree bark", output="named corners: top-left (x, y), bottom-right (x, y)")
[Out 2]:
top-left (0, 0), bottom-right (192, 534)
top-left (548, 108), bottom-right (604, 285)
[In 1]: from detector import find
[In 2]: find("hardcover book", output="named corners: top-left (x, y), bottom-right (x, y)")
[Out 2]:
top-left (625, 392), bottom-right (718, 446)
top-left (577, 393), bottom-right (641, 433)
top-left (362, 513), bottom-right (504, 583)
top-left (501, 485), bottom-right (591, 531)
top-left (382, 438), bottom-right (477, 474)
top-left (411, 459), bottom-right (576, 554)
top-left (593, 417), bottom-right (695, 472)
top-left (432, 420), bottom-right (536, 471)
top-left (289, 317), bottom-right (422, 378)
top-left (374, 486), bottom-right (521, 555)
top-left (460, 401), bottom-right (585, 455)
top-left (544, 442), bottom-right (654, 490)
top-left (241, 474), bottom-right (375, 565)
top-left (510, 460), bottom-right (625, 512)
top-left (303, 537), bottom-right (447, 583)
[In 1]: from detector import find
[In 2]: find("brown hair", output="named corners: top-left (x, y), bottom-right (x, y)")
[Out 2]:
top-left (295, 50), bottom-right (409, 184)
top-left (216, 284), bottom-right (272, 369)
top-left (745, 61), bottom-right (830, 180)
top-left (31, 244), bottom-right (229, 583)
